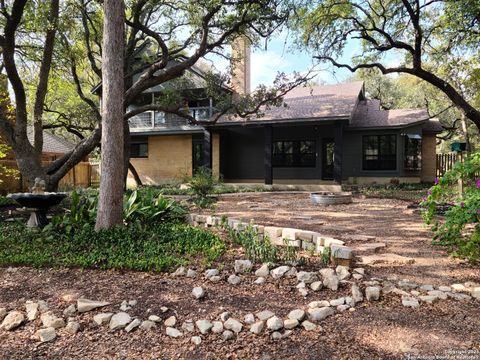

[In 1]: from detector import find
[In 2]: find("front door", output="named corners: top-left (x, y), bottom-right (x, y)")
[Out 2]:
top-left (192, 139), bottom-right (204, 174)
top-left (322, 138), bottom-right (334, 180)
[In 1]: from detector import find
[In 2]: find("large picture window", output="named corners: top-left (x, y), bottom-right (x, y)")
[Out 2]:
top-left (404, 135), bottom-right (422, 171)
top-left (273, 140), bottom-right (316, 167)
top-left (362, 135), bottom-right (396, 170)
top-left (131, 137), bottom-right (148, 158)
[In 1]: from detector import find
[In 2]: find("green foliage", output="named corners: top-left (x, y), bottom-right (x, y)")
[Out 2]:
top-left (226, 224), bottom-right (300, 264)
top-left (0, 144), bottom-right (18, 184)
top-left (422, 153), bottom-right (480, 262)
top-left (0, 222), bottom-right (225, 272)
top-left (321, 246), bottom-right (331, 266)
top-left (48, 188), bottom-right (187, 233)
top-left (188, 167), bottom-right (217, 208)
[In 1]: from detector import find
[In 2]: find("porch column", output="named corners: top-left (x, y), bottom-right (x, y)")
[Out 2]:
top-left (264, 125), bottom-right (273, 185)
top-left (333, 122), bottom-right (343, 184)
top-left (203, 128), bottom-right (212, 169)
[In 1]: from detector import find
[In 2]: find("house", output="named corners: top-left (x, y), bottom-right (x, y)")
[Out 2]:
top-left (126, 46), bottom-right (443, 188)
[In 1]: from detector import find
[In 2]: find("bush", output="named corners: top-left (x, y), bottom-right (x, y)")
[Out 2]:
top-left (0, 222), bottom-right (225, 271)
top-left (188, 167), bottom-right (217, 208)
top-left (422, 153), bottom-right (480, 262)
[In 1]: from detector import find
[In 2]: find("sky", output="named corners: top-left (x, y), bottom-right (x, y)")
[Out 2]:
top-left (206, 32), bottom-right (362, 89)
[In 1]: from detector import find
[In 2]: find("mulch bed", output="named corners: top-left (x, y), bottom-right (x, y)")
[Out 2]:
top-left (0, 194), bottom-right (479, 359)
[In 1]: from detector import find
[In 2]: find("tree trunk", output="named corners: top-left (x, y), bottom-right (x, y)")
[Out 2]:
top-left (95, 0), bottom-right (125, 230)
top-left (460, 114), bottom-right (471, 154)
top-left (128, 162), bottom-right (143, 187)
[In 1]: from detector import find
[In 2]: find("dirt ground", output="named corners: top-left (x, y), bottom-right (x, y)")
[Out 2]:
top-left (0, 193), bottom-right (479, 360)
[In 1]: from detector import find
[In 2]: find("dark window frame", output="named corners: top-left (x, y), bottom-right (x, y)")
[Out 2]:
top-left (404, 136), bottom-right (422, 171)
top-left (272, 140), bottom-right (316, 168)
top-left (362, 134), bottom-right (397, 171)
top-left (131, 138), bottom-right (148, 158)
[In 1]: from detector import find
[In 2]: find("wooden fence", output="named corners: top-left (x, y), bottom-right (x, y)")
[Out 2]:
top-left (436, 153), bottom-right (463, 178)
top-left (0, 160), bottom-right (97, 194)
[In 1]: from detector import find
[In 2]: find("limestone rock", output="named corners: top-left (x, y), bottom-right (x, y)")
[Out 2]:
top-left (35, 327), bottom-right (56, 342)
top-left (63, 304), bottom-right (77, 318)
top-left (196, 319), bottom-right (213, 334)
top-left (438, 285), bottom-right (451, 292)
top-left (308, 301), bottom-right (330, 309)
top-left (234, 259), bottom-right (252, 273)
top-left (166, 327), bottom-right (183, 338)
top-left (204, 269), bottom-right (219, 279)
top-left (256, 310), bottom-right (275, 321)
top-left (224, 318), bottom-right (243, 333)
top-left (222, 330), bottom-right (234, 341)
top-left (109, 312), bottom-right (131, 330)
top-left (255, 264), bottom-right (270, 277)
top-left (266, 316), bottom-right (283, 331)
top-left (337, 305), bottom-right (350, 312)
top-left (77, 299), bottom-right (110, 313)
top-left (319, 268), bottom-right (335, 278)
top-left (0, 311), bottom-right (25, 331)
top-left (148, 315), bottom-right (161, 322)
top-left (40, 312), bottom-right (66, 329)
top-left (244, 313), bottom-right (255, 325)
top-left (323, 273), bottom-right (340, 291)
top-left (419, 284), bottom-right (434, 292)
top-left (125, 319), bottom-right (141, 333)
top-left (472, 287), bottom-right (480, 299)
top-left (219, 312), bottom-right (230, 322)
top-left (254, 277), bottom-right (266, 285)
top-left (329, 297), bottom-right (345, 306)
top-left (164, 316), bottom-right (176, 327)
top-left (211, 321), bottom-right (223, 334)
top-left (228, 274), bottom-right (241, 285)
top-left (140, 320), bottom-right (156, 331)
top-left (365, 286), bottom-right (381, 301)
top-left (93, 313), bottom-right (113, 326)
top-left (250, 321), bottom-right (264, 335)
top-left (419, 295), bottom-right (438, 304)
top-left (172, 266), bottom-right (186, 276)
top-left (38, 300), bottom-right (49, 312)
top-left (284, 319), bottom-right (299, 329)
top-left (285, 267), bottom-right (298, 277)
top-left (308, 307), bottom-right (334, 321)
top-left (271, 331), bottom-right (283, 340)
top-left (351, 284), bottom-right (364, 304)
top-left (65, 321), bottom-right (80, 335)
top-left (186, 269), bottom-right (197, 278)
top-left (191, 336), bottom-right (202, 345)
top-left (428, 290), bottom-right (448, 300)
top-left (335, 265), bottom-right (351, 281)
top-left (210, 275), bottom-right (221, 282)
top-left (402, 297), bottom-right (420, 308)
top-left (288, 309), bottom-right (306, 321)
top-left (270, 266), bottom-right (290, 279)
top-left (181, 320), bottom-right (195, 333)
top-left (310, 281), bottom-right (323, 291)
top-left (192, 287), bottom-right (205, 300)
top-left (0, 308), bottom-right (6, 322)
top-left (298, 288), bottom-right (308, 297)
top-left (302, 320), bottom-right (317, 331)
top-left (296, 271), bottom-right (318, 284)
top-left (25, 301), bottom-right (39, 321)
top-left (451, 284), bottom-right (466, 293)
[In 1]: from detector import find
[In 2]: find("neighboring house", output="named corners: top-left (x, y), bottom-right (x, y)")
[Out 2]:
top-left (125, 46), bottom-right (442, 187)
top-left (26, 129), bottom-right (76, 161)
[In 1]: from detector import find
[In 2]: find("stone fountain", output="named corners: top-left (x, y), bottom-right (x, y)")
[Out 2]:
top-left (7, 178), bottom-right (66, 228)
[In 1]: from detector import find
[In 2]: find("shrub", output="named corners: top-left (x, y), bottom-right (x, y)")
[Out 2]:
top-left (0, 222), bottom-right (225, 271)
top-left (422, 153), bottom-right (480, 262)
top-left (188, 167), bottom-right (217, 208)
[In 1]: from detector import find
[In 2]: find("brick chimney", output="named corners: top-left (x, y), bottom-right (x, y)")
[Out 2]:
top-left (231, 36), bottom-right (251, 96)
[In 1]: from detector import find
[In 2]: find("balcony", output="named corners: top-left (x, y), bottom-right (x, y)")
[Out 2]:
top-left (128, 107), bottom-right (212, 131)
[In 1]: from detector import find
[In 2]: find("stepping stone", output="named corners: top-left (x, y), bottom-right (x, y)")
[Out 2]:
top-left (353, 243), bottom-right (387, 254)
top-left (358, 253), bottom-right (415, 266)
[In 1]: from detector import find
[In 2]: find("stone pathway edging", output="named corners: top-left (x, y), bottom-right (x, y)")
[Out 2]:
top-left (188, 213), bottom-right (353, 266)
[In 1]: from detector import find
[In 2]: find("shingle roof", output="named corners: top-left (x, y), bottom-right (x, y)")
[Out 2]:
top-left (217, 81), bottom-right (365, 123)
top-left (27, 129), bottom-right (75, 154)
top-left (349, 100), bottom-right (442, 132)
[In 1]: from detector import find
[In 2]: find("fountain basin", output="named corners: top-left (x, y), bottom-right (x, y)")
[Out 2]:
top-left (310, 191), bottom-right (352, 205)
top-left (7, 192), bottom-right (67, 228)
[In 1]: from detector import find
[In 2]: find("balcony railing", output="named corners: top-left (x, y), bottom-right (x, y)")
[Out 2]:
top-left (128, 107), bottom-right (212, 130)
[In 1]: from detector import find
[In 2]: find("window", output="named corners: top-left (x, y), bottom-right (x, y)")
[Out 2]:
top-left (404, 135), bottom-right (422, 171)
top-left (273, 140), bottom-right (316, 167)
top-left (154, 111), bottom-right (166, 126)
top-left (362, 135), bottom-right (396, 170)
top-left (131, 138), bottom-right (148, 158)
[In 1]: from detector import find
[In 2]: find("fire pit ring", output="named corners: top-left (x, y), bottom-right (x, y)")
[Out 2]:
top-left (310, 191), bottom-right (353, 205)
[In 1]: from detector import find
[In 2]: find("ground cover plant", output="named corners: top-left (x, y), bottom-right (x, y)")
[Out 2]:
top-left (422, 153), bottom-right (480, 262)
top-left (0, 190), bottom-right (225, 271)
